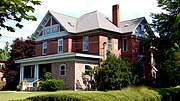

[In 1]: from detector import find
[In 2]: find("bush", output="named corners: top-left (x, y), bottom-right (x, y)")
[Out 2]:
top-left (94, 51), bottom-right (137, 90)
top-left (44, 72), bottom-right (52, 81)
top-left (26, 86), bottom-right (161, 101)
top-left (40, 79), bottom-right (64, 91)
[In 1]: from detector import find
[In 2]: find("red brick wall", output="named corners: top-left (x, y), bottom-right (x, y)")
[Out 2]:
top-left (35, 43), bottom-right (42, 56)
top-left (51, 61), bottom-right (75, 89)
top-left (47, 40), bottom-right (58, 55)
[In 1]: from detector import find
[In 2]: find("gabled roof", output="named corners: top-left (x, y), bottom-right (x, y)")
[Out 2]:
top-left (50, 11), bottom-right (77, 33)
top-left (120, 17), bottom-right (145, 33)
top-left (34, 10), bottom-right (121, 35)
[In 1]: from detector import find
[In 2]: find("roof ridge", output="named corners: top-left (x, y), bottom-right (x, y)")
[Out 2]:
top-left (49, 10), bottom-right (77, 19)
top-left (120, 17), bottom-right (145, 23)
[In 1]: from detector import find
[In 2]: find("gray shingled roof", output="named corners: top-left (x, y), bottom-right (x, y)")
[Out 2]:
top-left (50, 11), bottom-right (120, 33)
top-left (34, 11), bottom-right (145, 36)
top-left (120, 17), bottom-right (145, 33)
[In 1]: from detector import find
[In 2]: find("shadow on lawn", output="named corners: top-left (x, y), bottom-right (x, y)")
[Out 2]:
top-left (154, 87), bottom-right (180, 101)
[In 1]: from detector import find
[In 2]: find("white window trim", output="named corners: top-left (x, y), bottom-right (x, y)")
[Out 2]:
top-left (83, 36), bottom-right (89, 51)
top-left (60, 64), bottom-right (66, 76)
top-left (58, 39), bottom-right (63, 53)
top-left (122, 38), bottom-right (128, 52)
top-left (42, 42), bottom-right (47, 55)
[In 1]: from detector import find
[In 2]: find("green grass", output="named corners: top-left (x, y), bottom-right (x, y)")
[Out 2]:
top-left (0, 91), bottom-right (53, 101)
top-left (0, 86), bottom-right (180, 101)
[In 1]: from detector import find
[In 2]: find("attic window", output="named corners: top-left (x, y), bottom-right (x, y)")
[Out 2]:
top-left (68, 22), bottom-right (74, 27)
top-left (124, 24), bottom-right (129, 27)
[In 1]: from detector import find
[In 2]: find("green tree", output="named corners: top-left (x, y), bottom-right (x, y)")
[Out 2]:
top-left (3, 38), bottom-right (35, 90)
top-left (0, 42), bottom-right (10, 60)
top-left (151, 0), bottom-right (180, 87)
top-left (0, 0), bottom-right (41, 32)
top-left (94, 51), bottom-right (137, 90)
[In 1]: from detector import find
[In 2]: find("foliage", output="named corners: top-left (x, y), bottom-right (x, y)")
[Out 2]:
top-left (3, 38), bottom-right (35, 90)
top-left (44, 72), bottom-right (52, 81)
top-left (40, 79), bottom-right (64, 91)
top-left (0, 0), bottom-right (41, 32)
top-left (150, 0), bottom-right (180, 87)
top-left (2, 86), bottom-right (180, 101)
top-left (25, 86), bottom-right (161, 101)
top-left (94, 51), bottom-right (137, 90)
top-left (0, 48), bottom-right (10, 60)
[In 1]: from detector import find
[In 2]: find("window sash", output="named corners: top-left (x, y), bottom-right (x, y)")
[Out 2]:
top-left (42, 42), bottom-right (47, 55)
top-left (58, 39), bottom-right (63, 53)
top-left (60, 64), bottom-right (66, 76)
top-left (83, 36), bottom-right (88, 51)
top-left (123, 38), bottom-right (127, 52)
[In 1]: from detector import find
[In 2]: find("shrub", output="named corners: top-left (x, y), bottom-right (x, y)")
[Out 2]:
top-left (44, 72), bottom-right (52, 81)
top-left (94, 51), bottom-right (137, 90)
top-left (40, 79), bottom-right (64, 91)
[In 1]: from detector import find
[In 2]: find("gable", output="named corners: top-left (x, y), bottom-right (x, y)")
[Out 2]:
top-left (33, 11), bottom-right (68, 41)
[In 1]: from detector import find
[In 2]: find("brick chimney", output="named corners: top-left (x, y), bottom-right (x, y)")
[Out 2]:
top-left (112, 4), bottom-right (120, 28)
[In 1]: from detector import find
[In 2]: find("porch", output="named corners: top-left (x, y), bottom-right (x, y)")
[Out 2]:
top-left (19, 63), bottom-right (51, 91)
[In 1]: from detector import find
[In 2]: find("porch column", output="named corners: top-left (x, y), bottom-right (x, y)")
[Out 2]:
top-left (19, 65), bottom-right (24, 83)
top-left (34, 64), bottom-right (39, 80)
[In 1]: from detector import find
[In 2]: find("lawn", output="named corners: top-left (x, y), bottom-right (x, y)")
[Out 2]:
top-left (0, 86), bottom-right (179, 101)
top-left (0, 91), bottom-right (53, 101)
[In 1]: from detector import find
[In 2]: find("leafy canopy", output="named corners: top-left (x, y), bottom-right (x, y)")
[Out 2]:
top-left (94, 51), bottom-right (137, 90)
top-left (150, 0), bottom-right (180, 87)
top-left (0, 0), bottom-right (41, 32)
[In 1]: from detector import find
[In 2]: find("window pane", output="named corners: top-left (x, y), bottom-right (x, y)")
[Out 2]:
top-left (58, 39), bottom-right (63, 52)
top-left (83, 36), bottom-right (88, 51)
top-left (60, 65), bottom-right (66, 76)
top-left (123, 38), bottom-right (127, 52)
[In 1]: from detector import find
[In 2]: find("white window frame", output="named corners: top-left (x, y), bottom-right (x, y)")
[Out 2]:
top-left (42, 42), bottom-right (47, 55)
top-left (60, 64), bottom-right (66, 76)
top-left (122, 38), bottom-right (128, 52)
top-left (83, 36), bottom-right (89, 51)
top-left (58, 39), bottom-right (63, 53)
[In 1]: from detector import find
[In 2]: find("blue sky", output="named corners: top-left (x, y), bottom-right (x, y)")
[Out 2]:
top-left (0, 0), bottom-right (162, 49)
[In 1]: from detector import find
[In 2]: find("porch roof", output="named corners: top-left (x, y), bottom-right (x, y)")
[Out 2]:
top-left (15, 52), bottom-right (103, 65)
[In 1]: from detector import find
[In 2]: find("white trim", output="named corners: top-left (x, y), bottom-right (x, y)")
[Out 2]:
top-left (15, 52), bottom-right (103, 64)
top-left (60, 64), bottom-right (66, 76)
top-left (35, 31), bottom-right (68, 41)
top-left (58, 39), bottom-right (63, 53)
top-left (20, 65), bottom-right (24, 83)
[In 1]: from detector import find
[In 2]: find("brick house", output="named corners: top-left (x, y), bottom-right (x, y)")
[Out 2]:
top-left (16, 4), bottom-right (156, 90)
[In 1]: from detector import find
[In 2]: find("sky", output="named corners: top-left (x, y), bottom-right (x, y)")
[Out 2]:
top-left (0, 0), bottom-right (162, 49)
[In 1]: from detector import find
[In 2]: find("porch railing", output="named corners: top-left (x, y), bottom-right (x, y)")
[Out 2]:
top-left (21, 79), bottom-right (41, 91)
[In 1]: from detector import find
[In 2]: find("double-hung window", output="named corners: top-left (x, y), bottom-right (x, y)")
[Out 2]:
top-left (42, 42), bottom-right (47, 55)
top-left (83, 36), bottom-right (89, 51)
top-left (60, 64), bottom-right (66, 76)
top-left (58, 39), bottom-right (63, 53)
top-left (122, 38), bottom-right (128, 52)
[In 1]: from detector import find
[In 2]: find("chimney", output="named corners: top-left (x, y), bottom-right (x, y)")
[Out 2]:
top-left (112, 4), bottom-right (120, 28)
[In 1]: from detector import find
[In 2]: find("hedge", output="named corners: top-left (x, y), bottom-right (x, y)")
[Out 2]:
top-left (40, 79), bottom-right (64, 91)
top-left (11, 86), bottom-right (180, 101)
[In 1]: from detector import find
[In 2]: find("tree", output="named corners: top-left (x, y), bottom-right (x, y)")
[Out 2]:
top-left (150, 0), bottom-right (180, 87)
top-left (0, 42), bottom-right (10, 60)
top-left (94, 51), bottom-right (137, 90)
top-left (0, 0), bottom-right (41, 32)
top-left (3, 38), bottom-right (35, 90)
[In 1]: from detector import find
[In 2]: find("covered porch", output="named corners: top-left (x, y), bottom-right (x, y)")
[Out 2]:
top-left (19, 63), bottom-right (51, 83)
